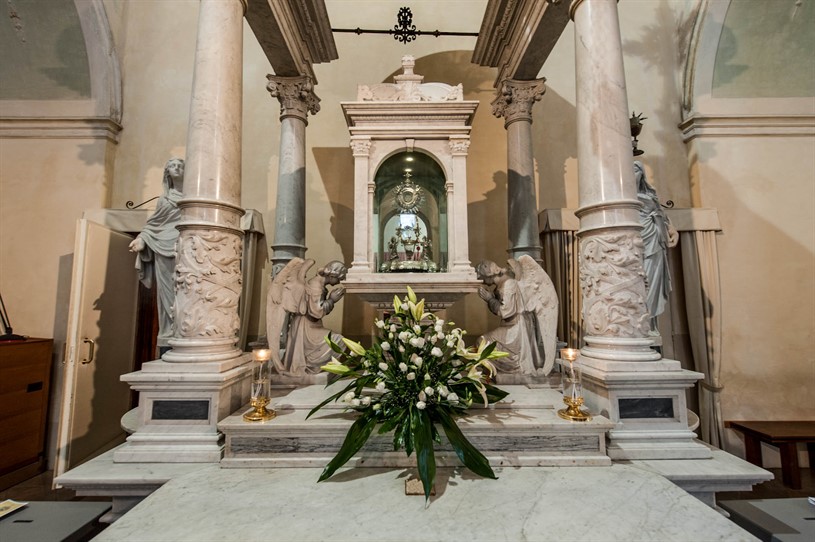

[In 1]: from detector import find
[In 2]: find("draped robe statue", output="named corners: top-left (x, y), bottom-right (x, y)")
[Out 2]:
top-left (129, 158), bottom-right (184, 349)
top-left (635, 161), bottom-right (678, 333)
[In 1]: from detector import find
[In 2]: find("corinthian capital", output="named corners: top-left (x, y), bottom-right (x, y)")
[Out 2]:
top-left (266, 75), bottom-right (321, 122)
top-left (491, 79), bottom-right (546, 126)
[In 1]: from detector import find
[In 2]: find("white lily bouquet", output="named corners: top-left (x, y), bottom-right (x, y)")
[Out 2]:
top-left (308, 287), bottom-right (510, 501)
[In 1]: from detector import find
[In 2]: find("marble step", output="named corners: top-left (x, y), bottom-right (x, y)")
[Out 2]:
top-left (218, 384), bottom-right (614, 468)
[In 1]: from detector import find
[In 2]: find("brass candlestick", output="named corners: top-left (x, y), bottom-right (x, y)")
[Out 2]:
top-left (244, 348), bottom-right (276, 422)
top-left (558, 348), bottom-right (591, 422)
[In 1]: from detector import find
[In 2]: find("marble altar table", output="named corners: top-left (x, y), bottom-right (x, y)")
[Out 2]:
top-left (93, 464), bottom-right (755, 541)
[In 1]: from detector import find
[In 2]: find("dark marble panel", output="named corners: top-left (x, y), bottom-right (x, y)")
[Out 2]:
top-left (618, 398), bottom-right (674, 419)
top-left (152, 400), bottom-right (210, 421)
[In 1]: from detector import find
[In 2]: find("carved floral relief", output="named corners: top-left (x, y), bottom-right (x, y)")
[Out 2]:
top-left (579, 231), bottom-right (650, 338)
top-left (173, 230), bottom-right (243, 338)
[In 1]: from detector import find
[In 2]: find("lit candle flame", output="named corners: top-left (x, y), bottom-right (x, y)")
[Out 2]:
top-left (253, 348), bottom-right (271, 362)
top-left (561, 348), bottom-right (578, 362)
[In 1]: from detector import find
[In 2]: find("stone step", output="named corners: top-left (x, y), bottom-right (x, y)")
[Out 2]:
top-left (218, 384), bottom-right (615, 468)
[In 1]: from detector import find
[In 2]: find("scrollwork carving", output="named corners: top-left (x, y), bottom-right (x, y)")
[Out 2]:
top-left (266, 75), bottom-right (321, 122)
top-left (579, 231), bottom-right (650, 338)
top-left (173, 229), bottom-right (243, 339)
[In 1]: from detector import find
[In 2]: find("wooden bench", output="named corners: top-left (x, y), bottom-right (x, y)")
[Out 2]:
top-left (726, 421), bottom-right (815, 489)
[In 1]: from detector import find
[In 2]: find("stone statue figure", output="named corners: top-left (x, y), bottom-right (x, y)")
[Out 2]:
top-left (476, 255), bottom-right (559, 376)
top-left (266, 258), bottom-right (347, 376)
top-left (129, 158), bottom-right (184, 350)
top-left (635, 161), bottom-right (678, 333)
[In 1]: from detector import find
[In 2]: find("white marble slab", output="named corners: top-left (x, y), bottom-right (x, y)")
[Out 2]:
top-left (93, 464), bottom-right (756, 541)
top-left (219, 384), bottom-right (614, 467)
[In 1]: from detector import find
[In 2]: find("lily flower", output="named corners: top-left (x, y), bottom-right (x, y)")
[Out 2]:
top-left (321, 358), bottom-right (351, 375)
top-left (342, 337), bottom-right (367, 357)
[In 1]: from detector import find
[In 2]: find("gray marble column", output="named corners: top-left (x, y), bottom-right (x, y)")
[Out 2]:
top-left (163, 0), bottom-right (245, 363)
top-left (571, 0), bottom-right (658, 362)
top-left (266, 75), bottom-right (321, 272)
top-left (492, 79), bottom-right (546, 263)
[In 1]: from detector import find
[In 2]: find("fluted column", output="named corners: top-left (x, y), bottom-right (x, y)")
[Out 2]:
top-left (266, 75), bottom-right (321, 272)
top-left (571, 0), bottom-right (658, 362)
top-left (163, 0), bottom-right (245, 363)
top-left (448, 137), bottom-right (472, 273)
top-left (348, 138), bottom-right (373, 273)
top-left (492, 79), bottom-right (545, 263)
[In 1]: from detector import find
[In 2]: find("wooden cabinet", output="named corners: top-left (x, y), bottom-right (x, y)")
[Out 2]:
top-left (0, 339), bottom-right (53, 477)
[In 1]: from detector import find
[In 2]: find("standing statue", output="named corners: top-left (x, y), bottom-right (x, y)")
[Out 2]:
top-left (129, 158), bottom-right (184, 352)
top-left (266, 258), bottom-right (347, 376)
top-left (476, 255), bottom-right (559, 376)
top-left (635, 161), bottom-right (678, 333)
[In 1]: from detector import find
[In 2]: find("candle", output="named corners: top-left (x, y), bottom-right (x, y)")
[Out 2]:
top-left (561, 348), bottom-right (578, 362)
top-left (253, 348), bottom-right (271, 362)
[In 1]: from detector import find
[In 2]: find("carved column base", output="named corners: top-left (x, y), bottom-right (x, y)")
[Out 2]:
top-left (581, 335), bottom-right (660, 363)
top-left (163, 337), bottom-right (243, 363)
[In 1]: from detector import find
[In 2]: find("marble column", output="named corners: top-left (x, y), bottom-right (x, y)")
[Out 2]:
top-left (448, 137), bottom-right (472, 273)
top-left (348, 138), bottom-right (372, 273)
top-left (267, 75), bottom-right (321, 273)
top-left (163, 0), bottom-right (245, 363)
top-left (568, 0), bottom-right (706, 460)
top-left (571, 0), bottom-right (658, 362)
top-left (491, 79), bottom-right (546, 263)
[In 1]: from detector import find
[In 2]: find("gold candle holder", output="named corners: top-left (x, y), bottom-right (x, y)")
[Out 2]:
top-left (558, 348), bottom-right (591, 422)
top-left (244, 348), bottom-right (276, 422)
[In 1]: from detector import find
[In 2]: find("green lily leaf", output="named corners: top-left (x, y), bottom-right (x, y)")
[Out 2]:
top-left (413, 408), bottom-right (436, 502)
top-left (325, 335), bottom-right (345, 354)
top-left (436, 407), bottom-right (496, 480)
top-left (306, 381), bottom-right (356, 419)
top-left (318, 412), bottom-right (378, 482)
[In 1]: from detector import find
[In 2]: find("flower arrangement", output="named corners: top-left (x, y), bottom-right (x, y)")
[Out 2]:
top-left (308, 287), bottom-right (509, 501)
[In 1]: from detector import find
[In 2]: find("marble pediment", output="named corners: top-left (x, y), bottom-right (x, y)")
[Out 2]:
top-left (355, 55), bottom-right (464, 103)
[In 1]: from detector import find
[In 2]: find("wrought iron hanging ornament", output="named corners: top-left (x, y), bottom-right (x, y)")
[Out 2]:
top-left (332, 6), bottom-right (478, 43)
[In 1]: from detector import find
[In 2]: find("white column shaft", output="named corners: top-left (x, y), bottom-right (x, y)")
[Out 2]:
top-left (572, 0), bottom-right (656, 359)
top-left (165, 0), bottom-right (245, 363)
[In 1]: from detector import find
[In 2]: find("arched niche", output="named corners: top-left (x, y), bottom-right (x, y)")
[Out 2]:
top-left (374, 151), bottom-right (448, 272)
top-left (681, 0), bottom-right (814, 140)
top-left (0, 0), bottom-right (122, 141)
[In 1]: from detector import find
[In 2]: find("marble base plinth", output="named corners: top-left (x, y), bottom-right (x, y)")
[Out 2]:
top-left (114, 355), bottom-right (253, 463)
top-left (576, 356), bottom-right (711, 460)
top-left (625, 444), bottom-right (773, 509)
top-left (218, 384), bottom-right (615, 468)
top-left (55, 448), bottom-right (209, 523)
top-left (90, 464), bottom-right (755, 541)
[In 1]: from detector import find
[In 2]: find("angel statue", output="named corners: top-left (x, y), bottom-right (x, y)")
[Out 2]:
top-left (266, 258), bottom-right (347, 376)
top-left (476, 255), bottom-right (558, 376)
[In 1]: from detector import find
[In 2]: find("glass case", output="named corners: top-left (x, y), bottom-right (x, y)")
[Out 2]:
top-left (374, 152), bottom-right (447, 272)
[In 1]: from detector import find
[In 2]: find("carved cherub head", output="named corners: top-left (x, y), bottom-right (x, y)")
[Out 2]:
top-left (319, 261), bottom-right (347, 285)
top-left (476, 260), bottom-right (504, 286)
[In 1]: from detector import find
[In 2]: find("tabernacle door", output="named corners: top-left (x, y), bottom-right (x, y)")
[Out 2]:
top-left (54, 219), bottom-right (139, 479)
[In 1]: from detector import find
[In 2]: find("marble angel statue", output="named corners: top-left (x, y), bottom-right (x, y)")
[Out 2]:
top-left (266, 258), bottom-right (347, 376)
top-left (476, 255), bottom-right (558, 376)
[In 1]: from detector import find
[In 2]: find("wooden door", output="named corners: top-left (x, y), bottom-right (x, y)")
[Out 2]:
top-left (54, 219), bottom-right (139, 478)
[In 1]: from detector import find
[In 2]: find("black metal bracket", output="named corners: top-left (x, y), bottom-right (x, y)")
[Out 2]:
top-left (332, 6), bottom-right (478, 43)
top-left (126, 196), bottom-right (159, 209)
